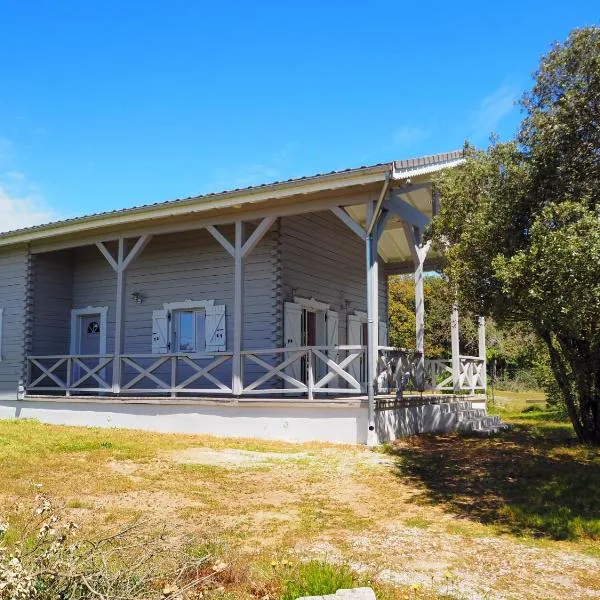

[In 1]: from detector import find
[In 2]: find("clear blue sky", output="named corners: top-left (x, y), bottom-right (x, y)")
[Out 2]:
top-left (0, 1), bottom-right (597, 231)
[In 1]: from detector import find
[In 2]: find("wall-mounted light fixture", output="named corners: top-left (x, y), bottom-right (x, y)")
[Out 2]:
top-left (131, 292), bottom-right (145, 304)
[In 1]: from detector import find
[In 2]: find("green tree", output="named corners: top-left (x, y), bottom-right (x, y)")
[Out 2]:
top-left (431, 28), bottom-right (600, 443)
top-left (388, 274), bottom-right (479, 358)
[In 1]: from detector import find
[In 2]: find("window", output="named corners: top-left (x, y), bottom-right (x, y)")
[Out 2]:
top-left (173, 309), bottom-right (206, 353)
top-left (152, 301), bottom-right (226, 354)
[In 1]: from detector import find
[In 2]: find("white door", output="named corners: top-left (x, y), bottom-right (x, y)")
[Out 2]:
top-left (70, 308), bottom-right (108, 388)
top-left (78, 314), bottom-right (102, 356)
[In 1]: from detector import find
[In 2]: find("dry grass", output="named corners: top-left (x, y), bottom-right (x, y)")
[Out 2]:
top-left (1, 400), bottom-right (599, 599)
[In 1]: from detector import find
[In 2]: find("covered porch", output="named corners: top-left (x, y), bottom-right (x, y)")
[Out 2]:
top-left (17, 151), bottom-right (487, 443)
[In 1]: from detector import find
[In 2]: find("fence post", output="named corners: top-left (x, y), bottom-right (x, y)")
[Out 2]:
top-left (451, 305), bottom-right (460, 393)
top-left (478, 316), bottom-right (487, 393)
top-left (307, 349), bottom-right (314, 401)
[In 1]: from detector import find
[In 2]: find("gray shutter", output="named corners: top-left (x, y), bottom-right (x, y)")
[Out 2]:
top-left (0, 307), bottom-right (4, 361)
top-left (284, 302), bottom-right (302, 385)
top-left (205, 304), bottom-right (226, 352)
top-left (152, 309), bottom-right (169, 354)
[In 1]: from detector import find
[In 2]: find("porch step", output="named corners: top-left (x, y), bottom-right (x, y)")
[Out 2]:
top-left (458, 413), bottom-right (506, 435)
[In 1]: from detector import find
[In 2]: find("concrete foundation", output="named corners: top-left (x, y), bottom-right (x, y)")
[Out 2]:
top-left (0, 395), bottom-right (489, 445)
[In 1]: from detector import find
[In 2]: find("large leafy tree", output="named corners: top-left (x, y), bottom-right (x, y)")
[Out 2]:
top-left (432, 27), bottom-right (600, 443)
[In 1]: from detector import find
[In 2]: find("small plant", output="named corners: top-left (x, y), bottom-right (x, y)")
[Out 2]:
top-left (0, 495), bottom-right (213, 599)
top-left (279, 560), bottom-right (359, 600)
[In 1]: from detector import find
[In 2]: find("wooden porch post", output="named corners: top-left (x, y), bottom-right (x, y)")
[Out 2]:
top-left (478, 316), bottom-right (487, 393)
top-left (114, 239), bottom-right (125, 393)
top-left (96, 235), bottom-right (151, 394)
top-left (207, 217), bottom-right (275, 397)
top-left (232, 221), bottom-right (244, 395)
top-left (451, 304), bottom-right (460, 393)
top-left (365, 200), bottom-right (381, 446)
top-left (402, 223), bottom-right (430, 391)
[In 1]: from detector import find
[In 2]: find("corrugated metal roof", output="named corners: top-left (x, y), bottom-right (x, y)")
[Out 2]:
top-left (0, 149), bottom-right (464, 241)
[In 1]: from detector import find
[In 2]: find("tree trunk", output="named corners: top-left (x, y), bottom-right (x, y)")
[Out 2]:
top-left (543, 331), bottom-right (600, 445)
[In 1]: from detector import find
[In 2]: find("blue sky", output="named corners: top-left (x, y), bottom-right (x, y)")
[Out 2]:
top-left (0, 1), bottom-right (597, 231)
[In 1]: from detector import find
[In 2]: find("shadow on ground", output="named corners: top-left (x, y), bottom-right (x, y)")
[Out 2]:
top-left (386, 414), bottom-right (600, 541)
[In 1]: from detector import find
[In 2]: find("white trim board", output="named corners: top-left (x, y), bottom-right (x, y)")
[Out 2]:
top-left (163, 299), bottom-right (215, 311)
top-left (293, 297), bottom-right (330, 312)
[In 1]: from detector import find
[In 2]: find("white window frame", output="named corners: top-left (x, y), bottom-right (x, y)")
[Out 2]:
top-left (163, 300), bottom-right (214, 355)
top-left (70, 307), bottom-right (108, 355)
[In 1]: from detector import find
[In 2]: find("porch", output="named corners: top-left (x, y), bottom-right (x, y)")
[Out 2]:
top-left (9, 151), bottom-right (491, 443)
top-left (24, 345), bottom-right (486, 399)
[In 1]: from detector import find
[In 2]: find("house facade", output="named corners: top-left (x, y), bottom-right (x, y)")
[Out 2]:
top-left (0, 151), bottom-right (488, 444)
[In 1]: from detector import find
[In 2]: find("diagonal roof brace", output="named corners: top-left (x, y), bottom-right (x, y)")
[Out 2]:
top-left (365, 167), bottom-right (392, 237)
top-left (382, 192), bottom-right (430, 230)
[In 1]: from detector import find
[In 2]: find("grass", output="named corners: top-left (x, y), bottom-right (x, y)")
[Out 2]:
top-left (386, 393), bottom-right (600, 542)
top-left (1, 403), bottom-right (599, 599)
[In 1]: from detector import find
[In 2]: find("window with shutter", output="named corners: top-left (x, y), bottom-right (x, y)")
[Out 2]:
top-left (205, 304), bottom-right (226, 352)
top-left (152, 309), bottom-right (169, 354)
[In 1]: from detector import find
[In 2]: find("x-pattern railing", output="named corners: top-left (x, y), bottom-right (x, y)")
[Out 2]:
top-left (377, 347), bottom-right (421, 392)
top-left (119, 354), bottom-right (233, 395)
top-left (25, 349), bottom-right (484, 398)
top-left (425, 356), bottom-right (486, 392)
top-left (241, 346), bottom-right (364, 398)
top-left (27, 355), bottom-right (114, 394)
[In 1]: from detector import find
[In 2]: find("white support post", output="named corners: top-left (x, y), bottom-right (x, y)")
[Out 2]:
top-left (95, 235), bottom-right (152, 394)
top-left (451, 305), bottom-right (460, 393)
top-left (478, 316), bottom-right (487, 392)
top-left (207, 218), bottom-right (274, 396)
top-left (365, 201), bottom-right (380, 446)
top-left (113, 239), bottom-right (125, 393)
top-left (414, 242), bottom-right (426, 391)
top-left (232, 221), bottom-right (244, 395)
top-left (403, 223), bottom-right (430, 391)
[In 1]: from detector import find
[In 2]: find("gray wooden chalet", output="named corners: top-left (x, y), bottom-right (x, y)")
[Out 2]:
top-left (0, 151), bottom-right (492, 444)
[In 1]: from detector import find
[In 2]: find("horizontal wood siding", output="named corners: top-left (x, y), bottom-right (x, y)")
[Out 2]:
top-left (68, 227), bottom-right (278, 387)
top-left (0, 247), bottom-right (28, 398)
top-left (32, 250), bottom-right (73, 355)
top-left (280, 211), bottom-right (388, 346)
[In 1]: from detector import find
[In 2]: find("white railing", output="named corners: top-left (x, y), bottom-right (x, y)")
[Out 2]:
top-left (27, 355), bottom-right (115, 394)
top-left (119, 353), bottom-right (233, 395)
top-left (25, 350), bottom-right (485, 398)
top-left (26, 354), bottom-right (234, 396)
top-left (425, 356), bottom-right (486, 392)
top-left (377, 347), bottom-right (421, 392)
top-left (241, 346), bottom-right (365, 398)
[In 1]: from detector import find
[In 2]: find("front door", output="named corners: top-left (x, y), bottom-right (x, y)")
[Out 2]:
top-left (78, 314), bottom-right (102, 356)
top-left (70, 308), bottom-right (107, 390)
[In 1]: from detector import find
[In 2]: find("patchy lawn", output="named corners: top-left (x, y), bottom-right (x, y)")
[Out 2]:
top-left (1, 398), bottom-right (599, 599)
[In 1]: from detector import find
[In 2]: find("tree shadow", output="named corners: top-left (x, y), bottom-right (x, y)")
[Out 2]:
top-left (386, 419), bottom-right (600, 541)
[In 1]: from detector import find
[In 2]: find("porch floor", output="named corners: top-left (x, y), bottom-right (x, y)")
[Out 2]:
top-left (22, 392), bottom-right (483, 407)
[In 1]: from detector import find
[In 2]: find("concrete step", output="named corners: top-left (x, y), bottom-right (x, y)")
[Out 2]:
top-left (458, 413), bottom-right (507, 436)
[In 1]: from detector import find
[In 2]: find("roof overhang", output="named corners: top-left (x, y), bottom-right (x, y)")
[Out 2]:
top-left (0, 150), bottom-right (464, 254)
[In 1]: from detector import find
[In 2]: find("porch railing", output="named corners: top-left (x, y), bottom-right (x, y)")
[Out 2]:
top-left (25, 349), bottom-right (485, 398)
top-left (425, 356), bottom-right (486, 392)
top-left (241, 345), bottom-right (365, 398)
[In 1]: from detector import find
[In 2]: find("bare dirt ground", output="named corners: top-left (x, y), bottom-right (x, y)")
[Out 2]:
top-left (1, 417), bottom-right (599, 599)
